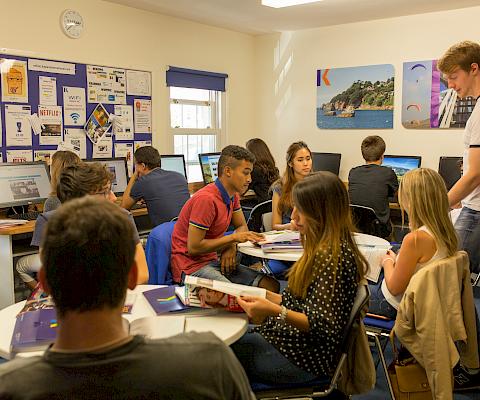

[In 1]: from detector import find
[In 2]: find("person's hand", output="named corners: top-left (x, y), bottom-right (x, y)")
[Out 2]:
top-left (289, 219), bottom-right (298, 231)
top-left (233, 231), bottom-right (265, 244)
top-left (220, 244), bottom-right (237, 274)
top-left (381, 250), bottom-right (397, 268)
top-left (236, 296), bottom-right (280, 325)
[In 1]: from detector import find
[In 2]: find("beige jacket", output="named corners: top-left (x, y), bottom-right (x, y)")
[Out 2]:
top-left (394, 251), bottom-right (479, 400)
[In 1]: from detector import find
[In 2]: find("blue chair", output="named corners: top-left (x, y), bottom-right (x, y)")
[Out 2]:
top-left (252, 284), bottom-right (370, 399)
top-left (145, 221), bottom-right (176, 285)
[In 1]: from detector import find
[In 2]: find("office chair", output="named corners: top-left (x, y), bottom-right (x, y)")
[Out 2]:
top-left (252, 284), bottom-right (371, 399)
top-left (145, 221), bottom-right (176, 285)
top-left (247, 200), bottom-right (273, 232)
top-left (350, 204), bottom-right (389, 239)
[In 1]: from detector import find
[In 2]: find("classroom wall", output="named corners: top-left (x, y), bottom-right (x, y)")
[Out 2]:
top-left (254, 6), bottom-right (480, 179)
top-left (0, 0), bottom-right (256, 153)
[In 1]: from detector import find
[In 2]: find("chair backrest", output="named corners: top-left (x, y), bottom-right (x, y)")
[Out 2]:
top-left (262, 212), bottom-right (272, 232)
top-left (247, 200), bottom-right (272, 232)
top-left (145, 221), bottom-right (176, 285)
top-left (350, 204), bottom-right (383, 237)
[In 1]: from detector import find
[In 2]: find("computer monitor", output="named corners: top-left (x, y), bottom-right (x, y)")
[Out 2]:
top-left (198, 152), bottom-right (221, 185)
top-left (161, 154), bottom-right (187, 179)
top-left (83, 158), bottom-right (129, 195)
top-left (311, 152), bottom-right (342, 175)
top-left (382, 155), bottom-right (422, 181)
top-left (438, 156), bottom-right (462, 190)
top-left (0, 162), bottom-right (51, 208)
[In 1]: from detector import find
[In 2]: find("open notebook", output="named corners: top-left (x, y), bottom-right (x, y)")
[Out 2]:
top-left (358, 244), bottom-right (392, 283)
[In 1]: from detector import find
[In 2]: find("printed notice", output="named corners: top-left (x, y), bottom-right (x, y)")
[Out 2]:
top-left (64, 128), bottom-right (87, 159)
top-left (134, 140), bottom-right (152, 152)
top-left (84, 103), bottom-right (112, 144)
top-left (93, 136), bottom-right (113, 158)
top-left (28, 59), bottom-right (75, 75)
top-left (87, 65), bottom-right (126, 104)
top-left (126, 70), bottom-right (151, 96)
top-left (34, 150), bottom-right (55, 164)
top-left (114, 142), bottom-right (134, 176)
top-left (113, 105), bottom-right (134, 140)
top-left (39, 76), bottom-right (57, 105)
top-left (6, 149), bottom-right (33, 163)
top-left (134, 99), bottom-right (152, 133)
top-left (1, 59), bottom-right (29, 103)
top-left (63, 86), bottom-right (86, 126)
top-left (5, 104), bottom-right (32, 146)
top-left (38, 105), bottom-right (63, 145)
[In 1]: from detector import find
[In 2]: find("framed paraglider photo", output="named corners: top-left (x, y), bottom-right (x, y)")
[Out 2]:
top-left (402, 60), bottom-right (476, 129)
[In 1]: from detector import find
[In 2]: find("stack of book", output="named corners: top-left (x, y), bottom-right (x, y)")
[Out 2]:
top-left (258, 231), bottom-right (302, 253)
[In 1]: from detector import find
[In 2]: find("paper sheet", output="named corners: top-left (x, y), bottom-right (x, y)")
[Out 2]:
top-left (38, 105), bottom-right (63, 145)
top-left (39, 76), bottom-right (57, 105)
top-left (6, 149), bottom-right (33, 163)
top-left (1, 58), bottom-right (28, 103)
top-left (113, 105), bottom-right (134, 140)
top-left (64, 128), bottom-right (87, 159)
top-left (5, 104), bottom-right (32, 146)
top-left (114, 142), bottom-right (134, 176)
top-left (134, 99), bottom-right (152, 133)
top-left (63, 86), bottom-right (86, 126)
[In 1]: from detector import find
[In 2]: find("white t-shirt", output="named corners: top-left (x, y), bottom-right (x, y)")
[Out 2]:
top-left (381, 226), bottom-right (448, 309)
top-left (462, 99), bottom-right (480, 211)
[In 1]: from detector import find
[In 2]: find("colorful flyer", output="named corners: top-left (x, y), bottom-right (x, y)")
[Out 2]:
top-left (6, 149), bottom-right (33, 163)
top-left (64, 128), bottom-right (87, 159)
top-left (34, 150), bottom-right (55, 164)
top-left (84, 103), bottom-right (112, 145)
top-left (38, 105), bottom-right (63, 146)
top-left (87, 65), bottom-right (126, 104)
top-left (63, 86), bottom-right (86, 126)
top-left (114, 142), bottom-right (134, 176)
top-left (0, 58), bottom-right (28, 103)
top-left (134, 99), bottom-right (152, 134)
top-left (5, 104), bottom-right (32, 146)
top-left (113, 105), bottom-right (134, 140)
top-left (39, 76), bottom-right (57, 106)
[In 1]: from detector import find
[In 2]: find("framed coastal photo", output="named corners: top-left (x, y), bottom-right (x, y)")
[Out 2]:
top-left (402, 60), bottom-right (476, 129)
top-left (316, 64), bottom-right (394, 129)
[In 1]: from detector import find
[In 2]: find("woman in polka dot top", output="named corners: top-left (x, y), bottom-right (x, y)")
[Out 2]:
top-left (232, 171), bottom-right (368, 384)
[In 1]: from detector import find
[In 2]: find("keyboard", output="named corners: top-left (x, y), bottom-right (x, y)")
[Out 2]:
top-left (7, 211), bottom-right (41, 221)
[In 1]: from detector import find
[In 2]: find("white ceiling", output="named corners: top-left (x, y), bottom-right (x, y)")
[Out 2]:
top-left (103, 0), bottom-right (480, 35)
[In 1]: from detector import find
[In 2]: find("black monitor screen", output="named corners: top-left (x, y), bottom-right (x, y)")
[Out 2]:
top-left (161, 155), bottom-right (187, 179)
top-left (438, 156), bottom-right (462, 190)
top-left (312, 152), bottom-right (341, 175)
top-left (0, 162), bottom-right (51, 208)
top-left (83, 158), bottom-right (129, 195)
top-left (198, 152), bottom-right (221, 184)
top-left (382, 155), bottom-right (422, 182)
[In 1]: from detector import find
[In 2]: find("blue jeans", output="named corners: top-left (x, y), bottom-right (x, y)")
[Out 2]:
top-left (231, 331), bottom-right (320, 385)
top-left (190, 259), bottom-right (265, 287)
top-left (368, 272), bottom-right (397, 320)
top-left (454, 207), bottom-right (480, 274)
top-left (268, 260), bottom-right (293, 279)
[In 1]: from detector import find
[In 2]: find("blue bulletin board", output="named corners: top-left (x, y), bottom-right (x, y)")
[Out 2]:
top-left (0, 53), bottom-right (152, 170)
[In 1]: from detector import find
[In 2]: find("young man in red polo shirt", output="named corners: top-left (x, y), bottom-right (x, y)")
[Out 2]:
top-left (171, 145), bottom-right (279, 292)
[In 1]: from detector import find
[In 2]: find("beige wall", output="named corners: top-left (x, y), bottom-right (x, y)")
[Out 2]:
top-left (0, 0), bottom-right (256, 152)
top-left (254, 7), bottom-right (480, 179)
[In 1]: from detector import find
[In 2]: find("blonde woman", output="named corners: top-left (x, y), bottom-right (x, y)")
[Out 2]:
top-left (232, 172), bottom-right (367, 384)
top-left (16, 151), bottom-right (80, 289)
top-left (369, 168), bottom-right (458, 319)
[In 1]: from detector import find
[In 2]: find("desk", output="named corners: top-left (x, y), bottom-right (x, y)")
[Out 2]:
top-left (238, 232), bottom-right (390, 262)
top-left (0, 285), bottom-right (248, 360)
top-left (0, 207), bottom-right (150, 310)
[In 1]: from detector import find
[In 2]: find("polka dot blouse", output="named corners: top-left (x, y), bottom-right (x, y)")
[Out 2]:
top-left (256, 240), bottom-right (358, 377)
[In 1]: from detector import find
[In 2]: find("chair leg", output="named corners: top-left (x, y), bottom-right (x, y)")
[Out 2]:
top-left (374, 335), bottom-right (396, 400)
top-left (472, 272), bottom-right (480, 287)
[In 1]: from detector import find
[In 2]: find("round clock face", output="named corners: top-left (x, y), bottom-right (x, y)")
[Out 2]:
top-left (61, 10), bottom-right (84, 39)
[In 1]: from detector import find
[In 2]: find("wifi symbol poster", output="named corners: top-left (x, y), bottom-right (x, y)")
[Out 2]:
top-left (63, 86), bottom-right (86, 126)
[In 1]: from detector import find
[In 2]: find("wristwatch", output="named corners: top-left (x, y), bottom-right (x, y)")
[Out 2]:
top-left (277, 306), bottom-right (288, 324)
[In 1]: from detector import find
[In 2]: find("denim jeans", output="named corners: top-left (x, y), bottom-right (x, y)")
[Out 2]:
top-left (454, 207), bottom-right (480, 274)
top-left (368, 272), bottom-right (398, 320)
top-left (231, 331), bottom-right (321, 385)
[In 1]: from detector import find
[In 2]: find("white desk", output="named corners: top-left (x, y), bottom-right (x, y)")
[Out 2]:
top-left (0, 285), bottom-right (248, 360)
top-left (238, 232), bottom-right (390, 262)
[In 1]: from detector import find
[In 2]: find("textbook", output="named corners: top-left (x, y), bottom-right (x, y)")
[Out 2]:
top-left (258, 231), bottom-right (303, 253)
top-left (143, 286), bottom-right (188, 314)
top-left (17, 284), bottom-right (55, 316)
top-left (176, 276), bottom-right (266, 312)
top-left (358, 244), bottom-right (392, 283)
top-left (10, 308), bottom-right (58, 354)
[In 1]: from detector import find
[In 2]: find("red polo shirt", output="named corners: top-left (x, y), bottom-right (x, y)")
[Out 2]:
top-left (170, 179), bottom-right (242, 282)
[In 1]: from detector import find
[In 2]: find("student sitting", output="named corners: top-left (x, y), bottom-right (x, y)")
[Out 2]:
top-left (0, 197), bottom-right (253, 400)
top-left (369, 168), bottom-right (457, 319)
top-left (231, 172), bottom-right (368, 384)
top-left (171, 145), bottom-right (279, 292)
top-left (15, 150), bottom-right (81, 290)
top-left (269, 141), bottom-right (312, 277)
top-left (32, 162), bottom-right (149, 284)
top-left (243, 138), bottom-right (279, 207)
top-left (348, 135), bottom-right (398, 238)
top-left (121, 146), bottom-right (190, 226)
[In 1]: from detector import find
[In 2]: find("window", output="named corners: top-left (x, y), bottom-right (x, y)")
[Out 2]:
top-left (169, 87), bottom-right (224, 182)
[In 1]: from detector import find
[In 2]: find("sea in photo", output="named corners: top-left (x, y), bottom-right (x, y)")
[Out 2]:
top-left (316, 109), bottom-right (393, 129)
